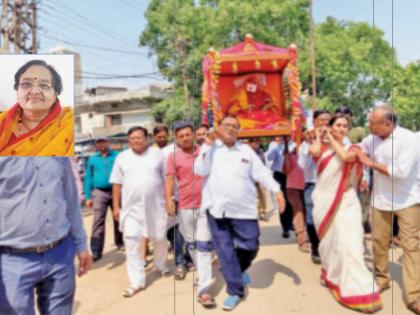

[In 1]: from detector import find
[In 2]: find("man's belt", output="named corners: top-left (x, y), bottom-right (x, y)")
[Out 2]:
top-left (0, 236), bottom-right (65, 254)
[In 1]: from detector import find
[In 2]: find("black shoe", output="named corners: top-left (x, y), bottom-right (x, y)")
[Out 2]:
top-left (282, 231), bottom-right (290, 239)
top-left (92, 254), bottom-right (102, 262)
top-left (363, 221), bottom-right (372, 234)
top-left (311, 254), bottom-right (321, 265)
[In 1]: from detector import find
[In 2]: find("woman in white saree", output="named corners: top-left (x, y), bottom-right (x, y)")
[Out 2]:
top-left (309, 114), bottom-right (382, 313)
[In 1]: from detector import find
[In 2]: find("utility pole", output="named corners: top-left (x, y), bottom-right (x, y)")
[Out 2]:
top-left (1, 0), bottom-right (10, 49)
top-left (175, 37), bottom-right (190, 113)
top-left (12, 0), bottom-right (21, 52)
top-left (1, 0), bottom-right (38, 53)
top-left (30, 0), bottom-right (36, 52)
top-left (309, 0), bottom-right (317, 109)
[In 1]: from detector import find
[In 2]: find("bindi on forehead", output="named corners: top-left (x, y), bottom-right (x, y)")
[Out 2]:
top-left (21, 66), bottom-right (52, 80)
top-left (20, 77), bottom-right (51, 83)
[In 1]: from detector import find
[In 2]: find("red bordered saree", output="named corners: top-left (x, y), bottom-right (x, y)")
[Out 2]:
top-left (312, 146), bottom-right (382, 313)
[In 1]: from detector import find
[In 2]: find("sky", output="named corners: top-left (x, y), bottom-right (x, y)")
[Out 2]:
top-left (22, 0), bottom-right (419, 94)
top-left (36, 0), bottom-right (161, 92)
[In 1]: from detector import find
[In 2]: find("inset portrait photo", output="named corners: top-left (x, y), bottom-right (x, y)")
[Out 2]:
top-left (0, 54), bottom-right (74, 156)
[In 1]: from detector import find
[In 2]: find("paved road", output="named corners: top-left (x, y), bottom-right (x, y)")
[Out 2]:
top-left (74, 208), bottom-right (411, 315)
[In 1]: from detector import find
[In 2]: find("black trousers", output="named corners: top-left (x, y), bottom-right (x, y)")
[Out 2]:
top-left (90, 189), bottom-right (123, 257)
top-left (273, 171), bottom-right (293, 232)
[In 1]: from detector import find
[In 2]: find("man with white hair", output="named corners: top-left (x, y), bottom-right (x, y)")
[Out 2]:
top-left (358, 105), bottom-right (420, 315)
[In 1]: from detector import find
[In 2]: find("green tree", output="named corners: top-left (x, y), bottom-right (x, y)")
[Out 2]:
top-left (393, 61), bottom-right (420, 130)
top-left (314, 17), bottom-right (396, 125)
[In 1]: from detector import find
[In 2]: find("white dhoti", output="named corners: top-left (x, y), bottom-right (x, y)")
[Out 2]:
top-left (178, 208), bottom-right (213, 293)
top-left (124, 216), bottom-right (168, 288)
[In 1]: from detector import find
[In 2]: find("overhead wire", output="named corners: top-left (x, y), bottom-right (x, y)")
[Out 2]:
top-left (38, 4), bottom-right (146, 55)
top-left (49, 0), bottom-right (139, 49)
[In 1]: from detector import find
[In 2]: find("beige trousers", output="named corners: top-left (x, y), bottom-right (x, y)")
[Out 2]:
top-left (372, 205), bottom-right (420, 304)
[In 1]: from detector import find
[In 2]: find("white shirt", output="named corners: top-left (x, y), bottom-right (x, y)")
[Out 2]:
top-left (194, 139), bottom-right (280, 219)
top-left (297, 141), bottom-right (316, 183)
top-left (109, 147), bottom-right (167, 239)
top-left (360, 126), bottom-right (419, 211)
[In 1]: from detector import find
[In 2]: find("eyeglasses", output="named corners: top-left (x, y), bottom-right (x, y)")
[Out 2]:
top-left (19, 82), bottom-right (53, 92)
top-left (128, 136), bottom-right (145, 141)
top-left (220, 123), bottom-right (240, 130)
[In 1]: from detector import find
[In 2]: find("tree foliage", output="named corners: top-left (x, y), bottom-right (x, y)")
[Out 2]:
top-left (393, 61), bottom-right (420, 130)
top-left (314, 17), bottom-right (395, 126)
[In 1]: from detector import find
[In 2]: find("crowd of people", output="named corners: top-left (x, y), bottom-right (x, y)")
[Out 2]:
top-left (1, 104), bottom-right (419, 314)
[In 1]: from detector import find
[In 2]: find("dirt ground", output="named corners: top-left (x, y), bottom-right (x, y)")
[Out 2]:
top-left (74, 206), bottom-right (412, 315)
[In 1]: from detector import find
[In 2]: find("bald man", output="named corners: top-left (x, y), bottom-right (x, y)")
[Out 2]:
top-left (358, 106), bottom-right (420, 315)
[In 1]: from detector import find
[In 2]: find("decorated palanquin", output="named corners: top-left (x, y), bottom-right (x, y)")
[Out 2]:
top-left (201, 34), bottom-right (304, 140)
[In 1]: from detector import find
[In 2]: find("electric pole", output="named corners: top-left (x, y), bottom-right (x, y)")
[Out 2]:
top-left (309, 0), bottom-right (317, 109)
top-left (1, 0), bottom-right (38, 53)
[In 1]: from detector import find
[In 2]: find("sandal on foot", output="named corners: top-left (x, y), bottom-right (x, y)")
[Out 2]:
top-left (174, 265), bottom-right (186, 280)
top-left (197, 293), bottom-right (216, 308)
top-left (160, 267), bottom-right (171, 277)
top-left (298, 242), bottom-right (311, 253)
top-left (259, 212), bottom-right (268, 221)
top-left (408, 299), bottom-right (420, 315)
top-left (122, 286), bottom-right (144, 298)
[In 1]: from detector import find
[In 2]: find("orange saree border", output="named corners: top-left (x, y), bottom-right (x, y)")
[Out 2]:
top-left (7, 101), bottom-right (62, 147)
top-left (321, 269), bottom-right (382, 313)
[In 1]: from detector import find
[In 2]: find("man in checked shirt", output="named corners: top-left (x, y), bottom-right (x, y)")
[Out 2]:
top-left (0, 157), bottom-right (92, 314)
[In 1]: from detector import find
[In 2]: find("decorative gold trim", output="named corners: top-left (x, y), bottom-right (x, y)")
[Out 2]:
top-left (232, 62), bottom-right (238, 74)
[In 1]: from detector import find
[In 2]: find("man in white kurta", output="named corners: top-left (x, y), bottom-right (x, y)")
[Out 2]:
top-left (110, 126), bottom-right (169, 297)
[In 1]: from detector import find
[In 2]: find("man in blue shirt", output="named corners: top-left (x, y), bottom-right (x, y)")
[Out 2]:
top-left (0, 157), bottom-right (92, 314)
top-left (266, 136), bottom-right (293, 238)
top-left (84, 137), bottom-right (123, 261)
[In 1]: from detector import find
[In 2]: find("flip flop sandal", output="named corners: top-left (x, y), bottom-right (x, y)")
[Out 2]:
top-left (122, 286), bottom-right (143, 298)
top-left (197, 293), bottom-right (216, 308)
top-left (299, 242), bottom-right (311, 253)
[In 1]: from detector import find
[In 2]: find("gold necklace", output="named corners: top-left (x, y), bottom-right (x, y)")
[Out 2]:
top-left (17, 113), bottom-right (31, 136)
